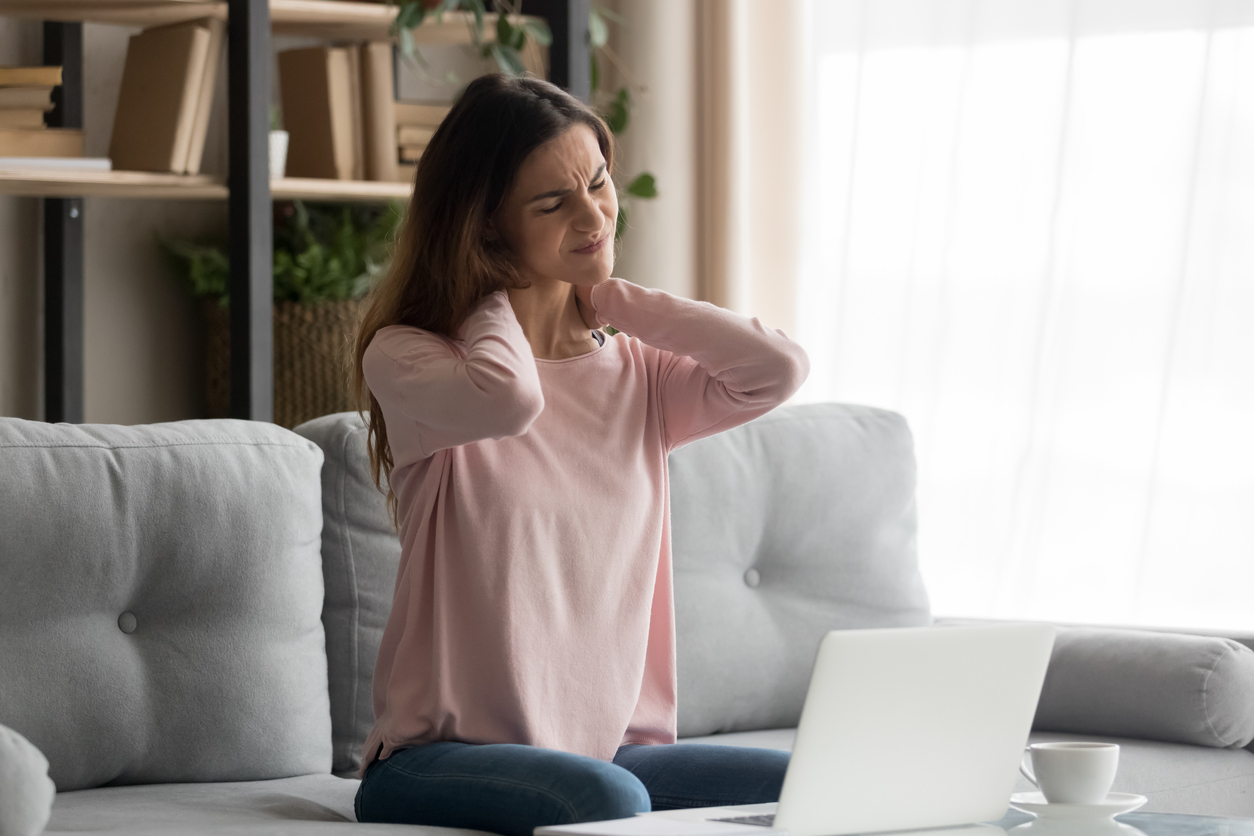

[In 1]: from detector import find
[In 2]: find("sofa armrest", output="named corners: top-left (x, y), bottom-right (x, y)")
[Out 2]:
top-left (937, 618), bottom-right (1254, 749)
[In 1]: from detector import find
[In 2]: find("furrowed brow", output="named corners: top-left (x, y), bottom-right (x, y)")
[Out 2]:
top-left (526, 165), bottom-right (607, 203)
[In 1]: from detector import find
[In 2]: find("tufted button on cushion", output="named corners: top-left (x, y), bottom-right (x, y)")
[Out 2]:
top-left (0, 418), bottom-right (332, 792)
top-left (670, 403), bottom-right (931, 737)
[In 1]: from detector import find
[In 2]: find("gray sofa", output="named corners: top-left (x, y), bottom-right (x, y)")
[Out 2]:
top-left (1, 403), bottom-right (1251, 836)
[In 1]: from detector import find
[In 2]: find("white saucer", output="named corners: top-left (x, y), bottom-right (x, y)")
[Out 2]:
top-left (1009, 792), bottom-right (1148, 820)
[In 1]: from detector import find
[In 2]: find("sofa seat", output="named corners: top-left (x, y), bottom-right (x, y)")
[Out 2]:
top-left (39, 728), bottom-right (1254, 834)
top-left (680, 729), bottom-right (1254, 818)
top-left (43, 774), bottom-right (489, 836)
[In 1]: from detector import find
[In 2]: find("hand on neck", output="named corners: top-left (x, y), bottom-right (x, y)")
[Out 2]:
top-left (506, 277), bottom-right (600, 361)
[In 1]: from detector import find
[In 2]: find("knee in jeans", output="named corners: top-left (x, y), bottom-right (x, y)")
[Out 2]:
top-left (565, 767), bottom-right (650, 822)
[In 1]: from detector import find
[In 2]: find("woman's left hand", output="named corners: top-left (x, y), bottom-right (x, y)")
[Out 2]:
top-left (573, 283), bottom-right (601, 330)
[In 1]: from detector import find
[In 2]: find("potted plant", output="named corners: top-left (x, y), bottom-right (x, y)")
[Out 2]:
top-left (160, 200), bottom-right (402, 427)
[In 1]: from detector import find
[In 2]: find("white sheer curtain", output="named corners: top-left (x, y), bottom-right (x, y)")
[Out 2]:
top-left (795, 0), bottom-right (1254, 630)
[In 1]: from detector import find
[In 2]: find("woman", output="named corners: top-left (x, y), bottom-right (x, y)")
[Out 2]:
top-left (353, 74), bottom-right (809, 836)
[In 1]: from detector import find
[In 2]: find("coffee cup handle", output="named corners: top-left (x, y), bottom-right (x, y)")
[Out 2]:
top-left (1019, 747), bottom-right (1039, 788)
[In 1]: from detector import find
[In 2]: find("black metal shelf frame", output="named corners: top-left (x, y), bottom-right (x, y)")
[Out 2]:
top-left (38, 0), bottom-right (589, 423)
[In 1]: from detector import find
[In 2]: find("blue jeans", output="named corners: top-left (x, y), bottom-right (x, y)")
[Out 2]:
top-left (355, 741), bottom-right (791, 836)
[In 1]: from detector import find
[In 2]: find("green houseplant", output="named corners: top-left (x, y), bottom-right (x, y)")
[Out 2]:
top-left (161, 200), bottom-right (403, 427)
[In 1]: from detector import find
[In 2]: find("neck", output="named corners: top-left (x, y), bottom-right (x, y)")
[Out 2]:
top-left (506, 277), bottom-right (597, 361)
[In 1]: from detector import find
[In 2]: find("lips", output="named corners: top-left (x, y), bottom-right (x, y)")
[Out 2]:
top-left (572, 233), bottom-right (610, 255)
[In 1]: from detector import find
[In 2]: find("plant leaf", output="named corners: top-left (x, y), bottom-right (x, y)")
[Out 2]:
top-left (592, 5), bottom-right (625, 25)
top-left (398, 28), bottom-right (425, 67)
top-left (394, 1), bottom-right (426, 32)
top-left (615, 202), bottom-right (628, 240)
top-left (625, 172), bottom-right (657, 198)
top-left (603, 87), bottom-right (630, 134)
top-left (589, 9), bottom-right (609, 49)
top-left (521, 18), bottom-right (553, 47)
top-left (464, 0), bottom-right (485, 41)
top-left (590, 53), bottom-right (599, 93)
top-left (496, 15), bottom-right (514, 49)
top-left (489, 43), bottom-right (527, 76)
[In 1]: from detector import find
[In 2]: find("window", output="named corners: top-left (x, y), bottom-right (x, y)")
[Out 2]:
top-left (797, 0), bottom-right (1254, 630)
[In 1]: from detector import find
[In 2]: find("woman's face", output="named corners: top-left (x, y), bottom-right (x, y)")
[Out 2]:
top-left (494, 124), bottom-right (617, 288)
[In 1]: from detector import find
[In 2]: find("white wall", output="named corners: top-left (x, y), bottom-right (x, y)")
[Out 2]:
top-left (604, 0), bottom-right (698, 300)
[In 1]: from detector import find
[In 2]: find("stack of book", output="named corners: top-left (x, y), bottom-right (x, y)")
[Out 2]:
top-left (109, 17), bottom-right (224, 174)
top-left (280, 43), bottom-right (450, 184)
top-left (0, 65), bottom-right (87, 162)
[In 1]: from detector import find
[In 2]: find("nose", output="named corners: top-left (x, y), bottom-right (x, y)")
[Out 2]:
top-left (571, 189), bottom-right (604, 232)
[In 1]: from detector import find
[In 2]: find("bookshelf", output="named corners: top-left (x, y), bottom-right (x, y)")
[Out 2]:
top-left (0, 0), bottom-right (590, 423)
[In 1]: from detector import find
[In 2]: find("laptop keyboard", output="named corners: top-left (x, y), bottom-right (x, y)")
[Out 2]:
top-left (711, 814), bottom-right (777, 828)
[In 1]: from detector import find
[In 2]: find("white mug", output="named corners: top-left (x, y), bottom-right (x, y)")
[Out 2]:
top-left (1019, 742), bottom-right (1120, 804)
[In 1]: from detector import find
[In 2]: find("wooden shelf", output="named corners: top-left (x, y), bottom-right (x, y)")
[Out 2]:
top-left (0, 169), bottom-right (227, 199)
top-left (272, 176), bottom-right (411, 202)
top-left (0, 1), bottom-right (224, 29)
top-left (0, 169), bottom-right (410, 202)
top-left (0, 1), bottom-right (527, 44)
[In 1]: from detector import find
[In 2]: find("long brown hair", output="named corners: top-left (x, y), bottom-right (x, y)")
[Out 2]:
top-left (354, 74), bottom-right (614, 524)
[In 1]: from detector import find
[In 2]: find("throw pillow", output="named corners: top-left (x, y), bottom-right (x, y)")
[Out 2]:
top-left (0, 723), bottom-right (55, 836)
top-left (1035, 627), bottom-right (1254, 749)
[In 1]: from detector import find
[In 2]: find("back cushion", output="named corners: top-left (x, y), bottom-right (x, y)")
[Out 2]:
top-left (294, 413), bottom-right (397, 776)
top-left (299, 403), bottom-right (929, 771)
top-left (671, 403), bottom-right (931, 736)
top-left (0, 418), bottom-right (331, 791)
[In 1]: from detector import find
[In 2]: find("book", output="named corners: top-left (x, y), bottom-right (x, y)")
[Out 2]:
top-left (0, 86), bottom-right (54, 110)
top-left (397, 125), bottom-right (435, 146)
top-left (360, 41), bottom-right (398, 182)
top-left (398, 144), bottom-right (424, 163)
top-left (0, 66), bottom-right (63, 87)
top-left (109, 20), bottom-right (211, 172)
top-left (0, 156), bottom-right (110, 171)
top-left (0, 128), bottom-right (82, 157)
top-left (184, 16), bottom-right (224, 175)
top-left (279, 46), bottom-right (357, 180)
top-left (395, 101), bottom-right (450, 127)
top-left (0, 110), bottom-right (45, 128)
top-left (345, 44), bottom-right (365, 181)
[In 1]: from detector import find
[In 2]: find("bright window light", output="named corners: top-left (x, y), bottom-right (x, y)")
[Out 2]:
top-left (799, 2), bottom-right (1254, 631)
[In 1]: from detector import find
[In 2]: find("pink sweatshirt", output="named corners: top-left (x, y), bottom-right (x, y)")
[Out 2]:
top-left (359, 278), bottom-right (808, 772)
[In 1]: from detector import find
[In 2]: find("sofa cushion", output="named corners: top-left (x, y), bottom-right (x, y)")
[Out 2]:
top-left (0, 419), bottom-right (332, 791)
top-left (670, 403), bottom-right (930, 737)
top-left (1034, 627), bottom-right (1254, 749)
top-left (44, 773), bottom-right (487, 835)
top-left (294, 413), bottom-right (398, 776)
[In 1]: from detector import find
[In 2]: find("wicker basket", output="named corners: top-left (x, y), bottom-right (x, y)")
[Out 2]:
top-left (203, 299), bottom-right (365, 429)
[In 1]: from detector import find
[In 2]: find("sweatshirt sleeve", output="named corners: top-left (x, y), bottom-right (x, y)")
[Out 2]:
top-left (362, 291), bottom-right (544, 456)
top-left (587, 278), bottom-right (809, 451)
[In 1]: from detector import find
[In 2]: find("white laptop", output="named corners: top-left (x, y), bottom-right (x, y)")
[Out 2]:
top-left (537, 623), bottom-right (1055, 836)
